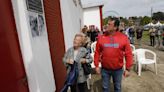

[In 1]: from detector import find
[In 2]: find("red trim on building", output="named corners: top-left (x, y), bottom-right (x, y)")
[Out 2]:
top-left (0, 0), bottom-right (29, 92)
top-left (99, 6), bottom-right (103, 31)
top-left (43, 0), bottom-right (66, 92)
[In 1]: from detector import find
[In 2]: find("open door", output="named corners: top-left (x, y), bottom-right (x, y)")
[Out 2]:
top-left (0, 0), bottom-right (29, 92)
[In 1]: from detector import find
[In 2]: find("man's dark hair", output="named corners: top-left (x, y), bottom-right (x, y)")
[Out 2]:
top-left (109, 17), bottom-right (120, 27)
top-left (109, 17), bottom-right (120, 31)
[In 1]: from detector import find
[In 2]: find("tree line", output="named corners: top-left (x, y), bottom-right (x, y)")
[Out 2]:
top-left (103, 11), bottom-right (164, 26)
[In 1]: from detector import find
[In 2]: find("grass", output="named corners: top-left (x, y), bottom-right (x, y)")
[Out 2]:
top-left (142, 30), bottom-right (150, 42)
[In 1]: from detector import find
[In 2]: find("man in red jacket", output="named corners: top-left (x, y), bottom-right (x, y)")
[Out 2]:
top-left (94, 18), bottom-right (133, 92)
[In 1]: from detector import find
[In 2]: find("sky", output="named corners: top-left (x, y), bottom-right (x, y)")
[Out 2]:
top-left (102, 0), bottom-right (164, 18)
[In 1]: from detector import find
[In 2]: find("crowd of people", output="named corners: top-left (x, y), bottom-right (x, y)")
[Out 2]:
top-left (81, 25), bottom-right (100, 42)
top-left (119, 24), bottom-right (164, 48)
top-left (148, 27), bottom-right (164, 48)
top-left (61, 16), bottom-right (164, 92)
top-left (81, 23), bottom-right (144, 48)
top-left (122, 26), bottom-right (144, 46)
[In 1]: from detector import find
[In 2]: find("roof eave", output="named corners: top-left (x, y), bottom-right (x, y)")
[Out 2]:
top-left (82, 1), bottom-right (104, 9)
top-left (83, 4), bottom-right (104, 9)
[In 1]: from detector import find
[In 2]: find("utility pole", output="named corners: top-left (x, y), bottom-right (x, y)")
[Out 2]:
top-left (151, 7), bottom-right (153, 21)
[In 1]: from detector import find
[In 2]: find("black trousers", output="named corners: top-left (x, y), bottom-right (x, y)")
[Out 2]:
top-left (70, 82), bottom-right (87, 92)
top-left (150, 36), bottom-right (155, 46)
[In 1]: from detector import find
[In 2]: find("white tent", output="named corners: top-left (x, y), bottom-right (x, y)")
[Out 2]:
top-left (155, 21), bottom-right (163, 27)
top-left (146, 22), bottom-right (155, 27)
top-left (162, 23), bottom-right (164, 26)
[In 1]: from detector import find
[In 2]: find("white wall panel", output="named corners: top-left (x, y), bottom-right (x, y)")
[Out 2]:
top-left (60, 0), bottom-right (84, 50)
top-left (83, 7), bottom-right (101, 30)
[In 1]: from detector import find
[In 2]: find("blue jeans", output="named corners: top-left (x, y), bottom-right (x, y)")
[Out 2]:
top-left (101, 68), bottom-right (123, 92)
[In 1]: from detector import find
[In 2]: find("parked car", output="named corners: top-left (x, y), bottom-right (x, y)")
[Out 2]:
top-left (143, 26), bottom-right (150, 31)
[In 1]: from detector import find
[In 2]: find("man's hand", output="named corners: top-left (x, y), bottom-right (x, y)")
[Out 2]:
top-left (67, 59), bottom-right (74, 64)
top-left (123, 70), bottom-right (130, 77)
top-left (80, 58), bottom-right (86, 64)
top-left (95, 67), bottom-right (101, 74)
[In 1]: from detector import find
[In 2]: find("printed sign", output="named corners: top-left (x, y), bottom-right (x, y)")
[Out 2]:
top-left (26, 0), bottom-right (43, 13)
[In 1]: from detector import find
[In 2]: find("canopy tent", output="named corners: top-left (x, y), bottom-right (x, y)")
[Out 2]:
top-left (155, 21), bottom-right (163, 27)
top-left (162, 23), bottom-right (164, 27)
top-left (145, 22), bottom-right (155, 27)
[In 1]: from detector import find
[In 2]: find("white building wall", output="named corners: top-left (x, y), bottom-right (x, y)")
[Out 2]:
top-left (11, 0), bottom-right (56, 92)
top-left (60, 0), bottom-right (84, 50)
top-left (83, 7), bottom-right (101, 30)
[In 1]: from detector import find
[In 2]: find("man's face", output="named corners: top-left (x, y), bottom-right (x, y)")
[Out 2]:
top-left (73, 36), bottom-right (82, 47)
top-left (107, 20), bottom-right (115, 32)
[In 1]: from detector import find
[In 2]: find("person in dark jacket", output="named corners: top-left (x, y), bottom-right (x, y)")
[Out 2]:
top-left (128, 27), bottom-right (135, 44)
top-left (136, 27), bottom-right (143, 46)
top-left (87, 25), bottom-right (98, 42)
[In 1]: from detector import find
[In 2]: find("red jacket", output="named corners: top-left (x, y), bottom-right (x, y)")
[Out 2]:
top-left (94, 31), bottom-right (133, 70)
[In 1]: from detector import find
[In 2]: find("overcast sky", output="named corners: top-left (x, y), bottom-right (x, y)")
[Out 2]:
top-left (102, 0), bottom-right (164, 18)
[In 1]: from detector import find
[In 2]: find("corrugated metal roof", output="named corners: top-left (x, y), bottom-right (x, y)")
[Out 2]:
top-left (81, 0), bottom-right (104, 8)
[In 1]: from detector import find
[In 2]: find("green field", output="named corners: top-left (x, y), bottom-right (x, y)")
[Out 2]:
top-left (142, 30), bottom-right (150, 42)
